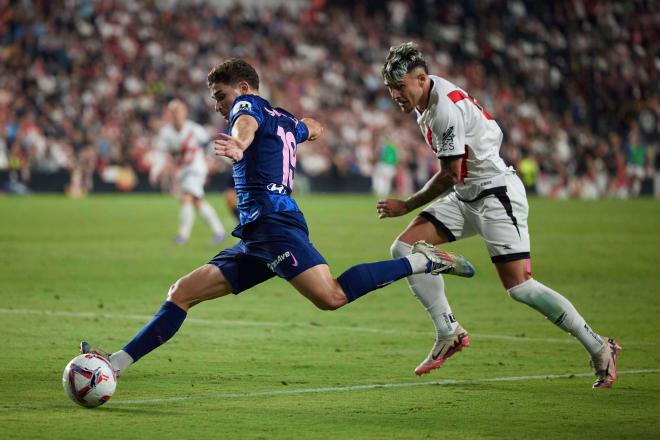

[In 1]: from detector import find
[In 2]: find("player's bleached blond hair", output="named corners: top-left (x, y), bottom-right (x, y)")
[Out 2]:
top-left (382, 42), bottom-right (428, 86)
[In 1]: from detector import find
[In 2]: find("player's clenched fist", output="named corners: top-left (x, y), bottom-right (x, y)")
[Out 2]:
top-left (377, 198), bottom-right (409, 219)
top-left (214, 133), bottom-right (245, 162)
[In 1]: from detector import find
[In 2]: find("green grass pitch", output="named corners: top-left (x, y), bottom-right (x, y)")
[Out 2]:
top-left (1, 194), bottom-right (659, 439)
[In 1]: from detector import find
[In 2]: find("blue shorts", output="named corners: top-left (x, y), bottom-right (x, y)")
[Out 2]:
top-left (208, 211), bottom-right (326, 294)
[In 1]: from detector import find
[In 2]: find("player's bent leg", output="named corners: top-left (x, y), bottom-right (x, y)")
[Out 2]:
top-left (498, 259), bottom-right (618, 387)
top-left (102, 264), bottom-right (233, 376)
top-left (392, 217), bottom-right (470, 375)
top-left (289, 264), bottom-right (347, 310)
top-left (397, 215), bottom-right (449, 246)
top-left (175, 192), bottom-right (196, 244)
top-left (397, 216), bottom-right (475, 277)
top-left (494, 258), bottom-right (531, 290)
top-left (193, 197), bottom-right (227, 244)
top-left (290, 244), bottom-right (473, 310)
top-left (167, 263), bottom-right (234, 311)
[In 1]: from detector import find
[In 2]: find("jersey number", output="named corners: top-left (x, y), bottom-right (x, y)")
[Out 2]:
top-left (277, 126), bottom-right (296, 189)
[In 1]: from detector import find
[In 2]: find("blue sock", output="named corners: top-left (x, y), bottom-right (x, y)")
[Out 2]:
top-left (337, 258), bottom-right (412, 303)
top-left (123, 301), bottom-right (187, 362)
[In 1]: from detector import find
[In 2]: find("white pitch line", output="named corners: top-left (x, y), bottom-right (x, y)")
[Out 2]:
top-left (0, 308), bottom-right (654, 346)
top-left (114, 368), bottom-right (660, 406)
top-left (1, 369), bottom-right (659, 412)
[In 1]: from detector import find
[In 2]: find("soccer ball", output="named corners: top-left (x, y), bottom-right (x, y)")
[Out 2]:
top-left (62, 353), bottom-right (117, 408)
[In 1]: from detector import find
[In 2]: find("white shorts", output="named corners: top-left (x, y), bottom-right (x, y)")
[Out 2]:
top-left (421, 173), bottom-right (530, 263)
top-left (180, 170), bottom-right (207, 199)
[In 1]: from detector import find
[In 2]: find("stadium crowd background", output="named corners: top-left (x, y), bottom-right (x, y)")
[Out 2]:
top-left (0, 0), bottom-right (658, 198)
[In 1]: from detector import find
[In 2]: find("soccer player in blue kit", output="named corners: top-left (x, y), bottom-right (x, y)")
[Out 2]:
top-left (80, 58), bottom-right (476, 378)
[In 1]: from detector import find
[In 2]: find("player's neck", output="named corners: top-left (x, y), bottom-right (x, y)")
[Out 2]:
top-left (416, 79), bottom-right (433, 112)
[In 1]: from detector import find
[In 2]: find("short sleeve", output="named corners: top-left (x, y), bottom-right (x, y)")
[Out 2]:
top-left (229, 96), bottom-right (265, 128)
top-left (294, 120), bottom-right (309, 144)
top-left (431, 101), bottom-right (466, 158)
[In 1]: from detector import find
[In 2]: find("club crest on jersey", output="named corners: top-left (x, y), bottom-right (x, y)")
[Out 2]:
top-left (232, 100), bottom-right (252, 115)
top-left (440, 126), bottom-right (455, 151)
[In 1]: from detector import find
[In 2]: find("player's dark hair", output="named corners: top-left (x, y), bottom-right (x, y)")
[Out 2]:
top-left (382, 42), bottom-right (428, 86)
top-left (207, 58), bottom-right (260, 90)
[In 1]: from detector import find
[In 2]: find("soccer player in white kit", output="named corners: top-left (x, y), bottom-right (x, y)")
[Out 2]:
top-left (154, 99), bottom-right (227, 245)
top-left (377, 42), bottom-right (620, 388)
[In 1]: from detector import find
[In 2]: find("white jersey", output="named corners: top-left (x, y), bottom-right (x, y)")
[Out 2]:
top-left (156, 120), bottom-right (210, 175)
top-left (416, 75), bottom-right (510, 201)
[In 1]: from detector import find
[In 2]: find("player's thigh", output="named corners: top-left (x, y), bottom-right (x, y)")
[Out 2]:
top-left (180, 192), bottom-right (195, 204)
top-left (288, 264), bottom-right (346, 310)
top-left (208, 241), bottom-right (277, 295)
top-left (397, 216), bottom-right (448, 245)
top-left (473, 178), bottom-right (531, 265)
top-left (180, 172), bottom-right (206, 199)
top-left (399, 194), bottom-right (474, 245)
top-left (167, 264), bottom-right (233, 310)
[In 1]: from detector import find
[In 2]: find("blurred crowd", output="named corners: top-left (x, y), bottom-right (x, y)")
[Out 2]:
top-left (0, 0), bottom-right (658, 198)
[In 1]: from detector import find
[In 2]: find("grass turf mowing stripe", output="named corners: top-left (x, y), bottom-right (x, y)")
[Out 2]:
top-left (1, 307), bottom-right (653, 346)
top-left (2, 369), bottom-right (659, 412)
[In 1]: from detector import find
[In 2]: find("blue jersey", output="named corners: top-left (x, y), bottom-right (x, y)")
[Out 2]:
top-left (228, 94), bottom-right (309, 235)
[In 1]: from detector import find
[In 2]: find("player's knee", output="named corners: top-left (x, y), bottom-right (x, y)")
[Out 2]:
top-left (314, 289), bottom-right (347, 311)
top-left (506, 278), bottom-right (536, 304)
top-left (167, 279), bottom-right (191, 308)
top-left (390, 239), bottom-right (411, 259)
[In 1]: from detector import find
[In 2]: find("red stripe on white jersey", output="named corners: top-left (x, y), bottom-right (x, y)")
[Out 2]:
top-left (447, 90), bottom-right (493, 120)
top-left (460, 150), bottom-right (469, 183)
top-left (447, 90), bottom-right (467, 103)
top-left (180, 132), bottom-right (196, 166)
top-left (426, 128), bottom-right (433, 146)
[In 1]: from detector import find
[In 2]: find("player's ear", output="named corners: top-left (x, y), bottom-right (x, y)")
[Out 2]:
top-left (238, 81), bottom-right (250, 94)
top-left (417, 71), bottom-right (427, 87)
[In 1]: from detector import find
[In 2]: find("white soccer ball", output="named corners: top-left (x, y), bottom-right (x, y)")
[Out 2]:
top-left (62, 353), bottom-right (117, 408)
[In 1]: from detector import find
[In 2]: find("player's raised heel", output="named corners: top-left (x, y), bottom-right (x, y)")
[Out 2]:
top-left (414, 325), bottom-right (470, 376)
top-left (591, 338), bottom-right (621, 389)
top-left (412, 241), bottom-right (476, 277)
top-left (79, 341), bottom-right (111, 361)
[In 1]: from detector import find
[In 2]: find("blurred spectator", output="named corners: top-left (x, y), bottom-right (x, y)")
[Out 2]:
top-left (626, 121), bottom-right (648, 197)
top-left (0, 0), bottom-right (658, 198)
top-left (518, 153), bottom-right (539, 194)
top-left (372, 141), bottom-right (397, 196)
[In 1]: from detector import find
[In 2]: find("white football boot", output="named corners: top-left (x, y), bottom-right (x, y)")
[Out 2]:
top-left (411, 241), bottom-right (476, 277)
top-left (590, 338), bottom-right (621, 388)
top-left (414, 325), bottom-right (470, 376)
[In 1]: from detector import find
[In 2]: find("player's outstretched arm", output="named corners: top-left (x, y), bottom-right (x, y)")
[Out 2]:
top-left (214, 114), bottom-right (258, 162)
top-left (377, 155), bottom-right (462, 219)
top-left (301, 117), bottom-right (323, 141)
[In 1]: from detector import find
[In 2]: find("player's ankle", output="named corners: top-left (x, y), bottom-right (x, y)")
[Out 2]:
top-left (110, 350), bottom-right (134, 375)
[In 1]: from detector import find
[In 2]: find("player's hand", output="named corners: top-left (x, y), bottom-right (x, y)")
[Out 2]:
top-left (214, 133), bottom-right (245, 162)
top-left (301, 118), bottom-right (323, 141)
top-left (377, 199), bottom-right (408, 219)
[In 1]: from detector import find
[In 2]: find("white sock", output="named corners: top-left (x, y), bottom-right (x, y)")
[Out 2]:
top-left (507, 278), bottom-right (606, 355)
top-left (109, 350), bottom-right (134, 376)
top-left (404, 253), bottom-right (431, 274)
top-left (197, 201), bottom-right (225, 236)
top-left (392, 240), bottom-right (457, 338)
top-left (178, 202), bottom-right (195, 239)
